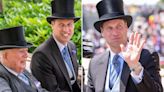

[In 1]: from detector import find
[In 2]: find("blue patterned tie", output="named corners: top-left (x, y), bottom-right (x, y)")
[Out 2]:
top-left (109, 54), bottom-right (120, 89)
top-left (18, 73), bottom-right (30, 85)
top-left (62, 47), bottom-right (74, 76)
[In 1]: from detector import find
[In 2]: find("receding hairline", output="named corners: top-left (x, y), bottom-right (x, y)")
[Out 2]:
top-left (100, 18), bottom-right (128, 28)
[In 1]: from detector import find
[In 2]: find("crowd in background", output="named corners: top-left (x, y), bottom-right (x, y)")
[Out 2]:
top-left (83, 4), bottom-right (164, 62)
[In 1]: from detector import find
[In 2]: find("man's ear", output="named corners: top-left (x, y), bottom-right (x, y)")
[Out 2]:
top-left (2, 50), bottom-right (7, 61)
top-left (51, 21), bottom-right (54, 26)
top-left (51, 21), bottom-right (55, 30)
top-left (51, 19), bottom-right (56, 25)
top-left (100, 27), bottom-right (104, 37)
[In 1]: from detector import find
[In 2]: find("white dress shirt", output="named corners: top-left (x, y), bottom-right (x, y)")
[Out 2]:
top-left (105, 49), bottom-right (144, 91)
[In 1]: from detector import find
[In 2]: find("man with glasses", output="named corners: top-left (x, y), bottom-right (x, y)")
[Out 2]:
top-left (30, 0), bottom-right (81, 92)
top-left (86, 0), bottom-right (163, 92)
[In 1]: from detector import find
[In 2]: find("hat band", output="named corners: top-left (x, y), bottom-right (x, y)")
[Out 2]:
top-left (100, 12), bottom-right (125, 19)
top-left (0, 41), bottom-right (27, 46)
top-left (52, 13), bottom-right (75, 18)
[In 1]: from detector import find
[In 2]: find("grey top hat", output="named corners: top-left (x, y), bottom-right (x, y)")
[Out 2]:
top-left (46, 0), bottom-right (80, 24)
top-left (94, 0), bottom-right (133, 32)
top-left (0, 26), bottom-right (32, 50)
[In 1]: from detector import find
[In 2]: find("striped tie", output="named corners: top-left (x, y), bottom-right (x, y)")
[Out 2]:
top-left (62, 47), bottom-right (74, 79)
top-left (109, 54), bottom-right (120, 89)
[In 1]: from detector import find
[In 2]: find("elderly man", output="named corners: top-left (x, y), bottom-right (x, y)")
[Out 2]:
top-left (86, 0), bottom-right (163, 92)
top-left (0, 26), bottom-right (48, 92)
top-left (30, 0), bottom-right (81, 92)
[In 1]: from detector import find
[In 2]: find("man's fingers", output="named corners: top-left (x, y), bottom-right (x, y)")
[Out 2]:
top-left (136, 34), bottom-right (141, 47)
top-left (120, 44), bottom-right (125, 52)
top-left (139, 37), bottom-right (146, 52)
top-left (133, 32), bottom-right (138, 45)
top-left (129, 32), bottom-right (134, 44)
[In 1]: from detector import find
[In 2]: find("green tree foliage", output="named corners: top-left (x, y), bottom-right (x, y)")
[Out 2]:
top-left (0, 0), bottom-right (81, 63)
top-left (160, 0), bottom-right (164, 3)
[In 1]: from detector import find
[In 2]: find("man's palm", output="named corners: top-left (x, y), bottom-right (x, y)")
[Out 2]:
top-left (120, 32), bottom-right (146, 67)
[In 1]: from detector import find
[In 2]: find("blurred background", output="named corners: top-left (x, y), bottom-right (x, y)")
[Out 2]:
top-left (82, 0), bottom-right (164, 90)
top-left (0, 0), bottom-right (81, 63)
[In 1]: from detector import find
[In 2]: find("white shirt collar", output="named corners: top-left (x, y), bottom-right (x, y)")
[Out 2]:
top-left (53, 35), bottom-right (67, 52)
top-left (3, 65), bottom-right (19, 76)
top-left (109, 48), bottom-right (124, 64)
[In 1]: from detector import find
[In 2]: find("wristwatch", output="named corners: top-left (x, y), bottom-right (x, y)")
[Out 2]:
top-left (130, 62), bottom-right (142, 72)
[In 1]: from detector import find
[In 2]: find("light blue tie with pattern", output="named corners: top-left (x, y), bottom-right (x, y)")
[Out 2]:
top-left (62, 47), bottom-right (74, 79)
top-left (18, 73), bottom-right (30, 85)
top-left (109, 54), bottom-right (121, 89)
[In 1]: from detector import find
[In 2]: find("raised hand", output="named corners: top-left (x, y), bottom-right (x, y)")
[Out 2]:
top-left (120, 32), bottom-right (146, 74)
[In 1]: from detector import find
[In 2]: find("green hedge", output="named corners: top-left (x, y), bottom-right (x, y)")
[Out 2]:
top-left (0, 0), bottom-right (81, 63)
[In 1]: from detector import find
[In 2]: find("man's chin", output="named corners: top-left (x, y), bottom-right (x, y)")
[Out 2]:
top-left (62, 39), bottom-right (71, 44)
top-left (17, 67), bottom-right (26, 73)
top-left (18, 69), bottom-right (25, 73)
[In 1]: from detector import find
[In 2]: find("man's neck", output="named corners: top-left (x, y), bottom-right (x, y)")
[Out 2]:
top-left (109, 47), bottom-right (121, 54)
top-left (52, 35), bottom-right (67, 52)
top-left (109, 43), bottom-right (127, 53)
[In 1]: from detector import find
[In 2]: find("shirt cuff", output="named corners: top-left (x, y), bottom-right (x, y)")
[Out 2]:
top-left (130, 67), bottom-right (144, 84)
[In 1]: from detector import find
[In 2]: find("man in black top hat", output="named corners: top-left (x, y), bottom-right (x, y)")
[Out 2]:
top-left (30, 0), bottom-right (81, 92)
top-left (86, 0), bottom-right (163, 92)
top-left (0, 26), bottom-right (48, 92)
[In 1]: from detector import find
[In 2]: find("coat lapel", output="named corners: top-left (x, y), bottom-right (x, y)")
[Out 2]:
top-left (96, 51), bottom-right (110, 91)
top-left (23, 70), bottom-right (36, 89)
top-left (120, 62), bottom-right (130, 92)
top-left (48, 36), bottom-right (72, 89)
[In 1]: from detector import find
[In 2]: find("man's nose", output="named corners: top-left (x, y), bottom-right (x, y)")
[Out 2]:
top-left (63, 25), bottom-right (69, 32)
top-left (112, 29), bottom-right (119, 35)
top-left (24, 51), bottom-right (28, 58)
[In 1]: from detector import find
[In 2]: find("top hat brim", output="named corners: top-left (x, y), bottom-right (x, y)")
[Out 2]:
top-left (94, 15), bottom-right (132, 33)
top-left (46, 16), bottom-right (80, 24)
top-left (0, 42), bottom-right (33, 50)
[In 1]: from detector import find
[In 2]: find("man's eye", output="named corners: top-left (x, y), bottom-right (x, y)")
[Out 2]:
top-left (117, 25), bottom-right (123, 30)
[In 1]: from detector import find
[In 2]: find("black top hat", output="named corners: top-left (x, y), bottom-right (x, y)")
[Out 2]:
top-left (94, 0), bottom-right (132, 32)
top-left (0, 26), bottom-right (32, 50)
top-left (46, 0), bottom-right (80, 24)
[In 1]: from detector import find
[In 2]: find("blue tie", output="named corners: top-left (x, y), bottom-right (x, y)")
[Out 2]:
top-left (18, 73), bottom-right (30, 85)
top-left (109, 54), bottom-right (120, 89)
top-left (62, 47), bottom-right (74, 76)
